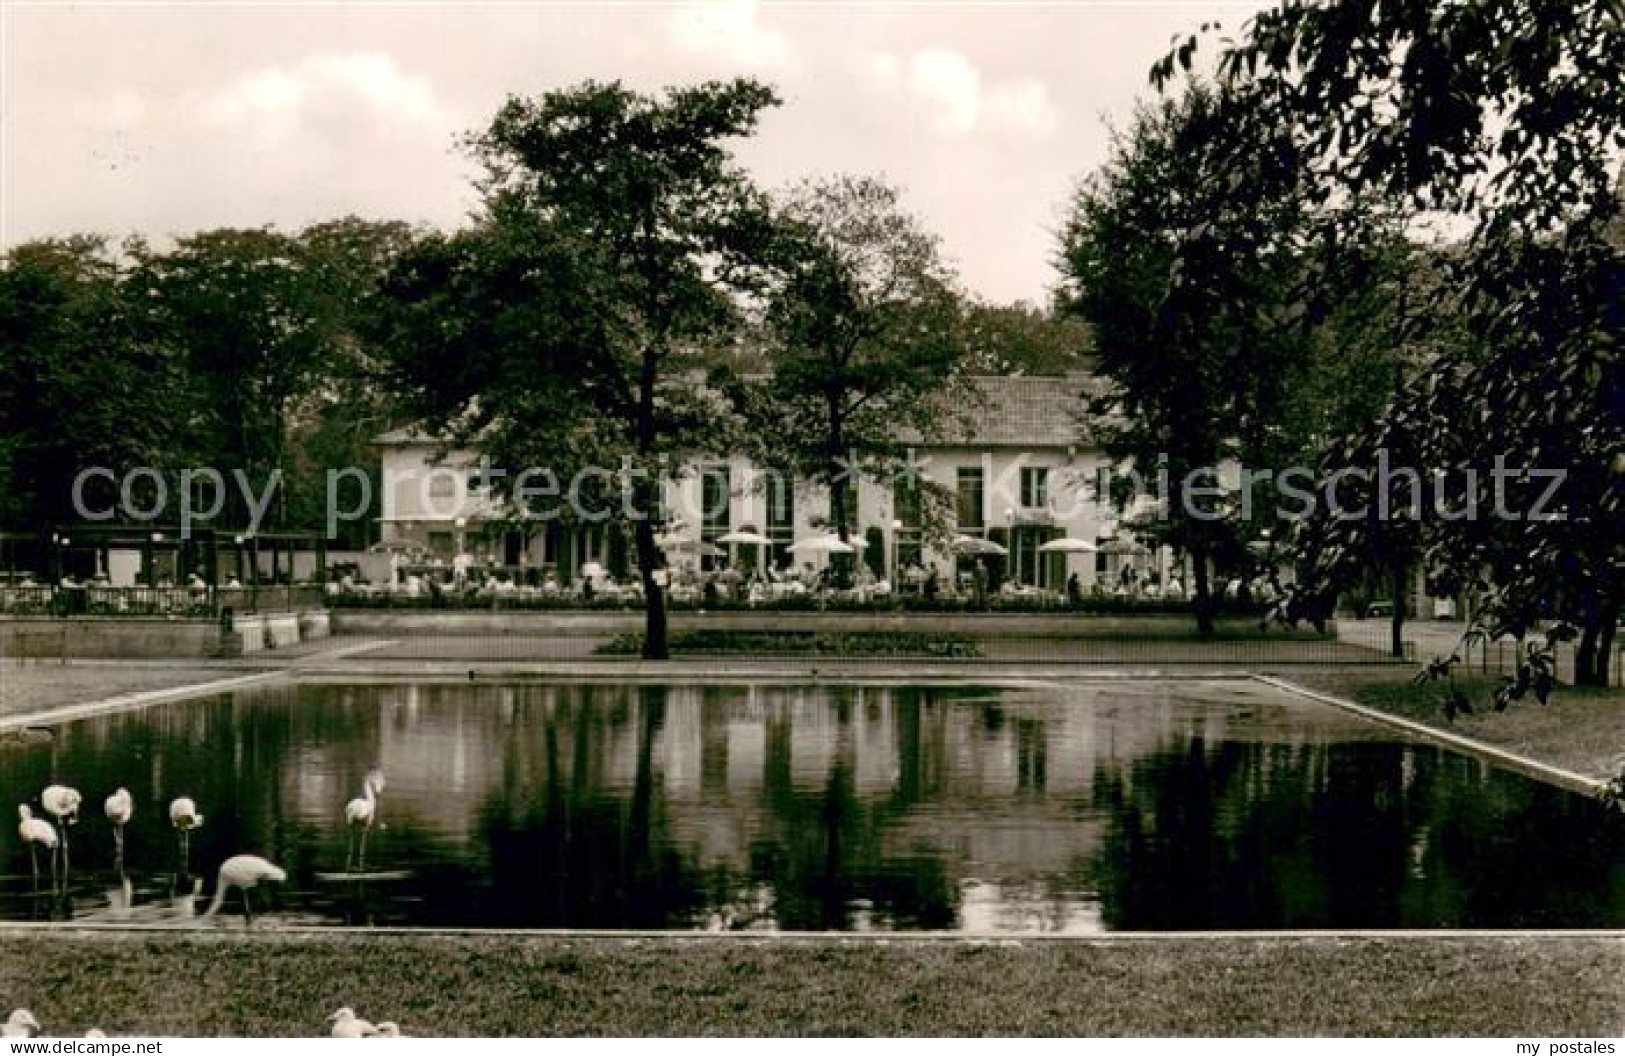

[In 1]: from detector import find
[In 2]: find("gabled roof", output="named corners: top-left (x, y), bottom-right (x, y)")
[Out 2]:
top-left (373, 424), bottom-right (439, 445)
top-left (908, 374), bottom-right (1100, 449)
top-left (375, 373), bottom-right (1105, 450)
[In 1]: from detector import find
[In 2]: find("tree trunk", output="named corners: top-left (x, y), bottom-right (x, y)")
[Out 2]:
top-left (634, 509), bottom-right (668, 660)
top-left (1594, 612), bottom-right (1617, 688)
top-left (634, 349), bottom-right (667, 660)
top-left (826, 430), bottom-right (852, 588)
top-left (1576, 616), bottom-right (1600, 687)
top-left (1389, 555), bottom-right (1408, 659)
top-left (1190, 543), bottom-right (1215, 638)
top-left (1574, 597), bottom-right (1617, 687)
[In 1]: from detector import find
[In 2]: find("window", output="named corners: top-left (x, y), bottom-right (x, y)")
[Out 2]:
top-left (428, 474), bottom-right (457, 500)
top-left (1021, 467), bottom-right (1049, 509)
top-left (956, 467), bottom-right (985, 530)
top-left (766, 474), bottom-right (794, 531)
top-left (427, 532), bottom-right (454, 558)
top-left (701, 466), bottom-right (731, 535)
top-left (894, 480), bottom-right (922, 529)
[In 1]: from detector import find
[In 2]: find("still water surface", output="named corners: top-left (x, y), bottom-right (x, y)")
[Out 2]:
top-left (3, 679), bottom-right (1622, 931)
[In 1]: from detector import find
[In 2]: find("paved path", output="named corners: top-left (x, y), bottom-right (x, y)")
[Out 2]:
top-left (1336, 617), bottom-right (1624, 684)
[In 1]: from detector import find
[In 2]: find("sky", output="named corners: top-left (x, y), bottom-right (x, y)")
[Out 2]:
top-left (1, 1), bottom-right (1269, 304)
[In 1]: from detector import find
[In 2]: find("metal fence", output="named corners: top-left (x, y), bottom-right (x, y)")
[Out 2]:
top-left (1456, 632), bottom-right (1625, 687)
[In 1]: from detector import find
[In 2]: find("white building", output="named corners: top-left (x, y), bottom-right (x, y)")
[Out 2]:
top-left (374, 375), bottom-right (1168, 590)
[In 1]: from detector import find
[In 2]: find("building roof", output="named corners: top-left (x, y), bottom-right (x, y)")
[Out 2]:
top-left (375, 373), bottom-right (1104, 450)
top-left (373, 424), bottom-right (438, 445)
top-left (907, 374), bottom-right (1099, 449)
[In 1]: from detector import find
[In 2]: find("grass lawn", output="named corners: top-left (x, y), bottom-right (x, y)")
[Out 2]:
top-left (1, 932), bottom-right (1620, 1037)
top-left (1281, 667), bottom-right (1625, 782)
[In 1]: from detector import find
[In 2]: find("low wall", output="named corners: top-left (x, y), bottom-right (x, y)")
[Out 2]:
top-left (1, 618), bottom-right (230, 659)
top-left (331, 611), bottom-right (1301, 639)
top-left (3, 610), bottom-right (332, 659)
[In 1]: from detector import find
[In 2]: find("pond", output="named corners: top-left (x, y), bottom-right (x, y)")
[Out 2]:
top-left (3, 679), bottom-right (1623, 932)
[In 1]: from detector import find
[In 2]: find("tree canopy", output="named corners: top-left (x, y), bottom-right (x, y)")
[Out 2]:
top-left (753, 175), bottom-right (969, 558)
top-left (379, 79), bottom-right (784, 658)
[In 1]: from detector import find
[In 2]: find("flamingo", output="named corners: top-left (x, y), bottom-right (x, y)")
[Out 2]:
top-left (105, 787), bottom-right (134, 861)
top-left (344, 770), bottom-right (385, 871)
top-left (42, 783), bottom-right (80, 883)
top-left (200, 854), bottom-right (286, 927)
top-left (327, 1007), bottom-right (378, 1038)
top-left (17, 805), bottom-right (59, 888)
top-left (2, 1010), bottom-right (41, 1038)
top-left (169, 796), bottom-right (204, 872)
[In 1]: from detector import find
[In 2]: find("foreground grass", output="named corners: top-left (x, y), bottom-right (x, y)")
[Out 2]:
top-left (0, 932), bottom-right (1620, 1037)
top-left (1283, 667), bottom-right (1625, 782)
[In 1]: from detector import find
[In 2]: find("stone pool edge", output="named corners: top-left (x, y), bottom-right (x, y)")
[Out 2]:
top-left (0, 669), bottom-right (291, 732)
top-left (1255, 674), bottom-right (1607, 796)
top-left (1, 921), bottom-right (1622, 941)
top-left (3, 662), bottom-right (1265, 732)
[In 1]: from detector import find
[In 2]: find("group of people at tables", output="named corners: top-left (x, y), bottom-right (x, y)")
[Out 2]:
top-left (329, 557), bottom-right (1171, 606)
top-left (0, 569), bottom-right (264, 615)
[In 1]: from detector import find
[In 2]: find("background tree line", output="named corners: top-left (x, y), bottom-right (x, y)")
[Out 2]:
top-left (1056, 0), bottom-right (1622, 689)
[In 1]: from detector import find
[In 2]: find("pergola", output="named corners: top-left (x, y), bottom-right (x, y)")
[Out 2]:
top-left (18, 526), bottom-right (328, 587)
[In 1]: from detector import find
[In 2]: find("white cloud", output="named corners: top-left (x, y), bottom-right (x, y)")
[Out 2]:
top-left (870, 47), bottom-right (1060, 139)
top-left (207, 52), bottom-right (447, 134)
top-left (984, 78), bottom-right (1061, 136)
top-left (669, 1), bottom-right (792, 69)
top-left (906, 49), bottom-right (982, 136)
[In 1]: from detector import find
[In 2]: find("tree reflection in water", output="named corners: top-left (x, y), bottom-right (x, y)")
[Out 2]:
top-left (2, 680), bottom-right (1623, 931)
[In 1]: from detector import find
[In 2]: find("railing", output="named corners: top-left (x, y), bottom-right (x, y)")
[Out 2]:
top-left (0, 583), bottom-right (329, 618)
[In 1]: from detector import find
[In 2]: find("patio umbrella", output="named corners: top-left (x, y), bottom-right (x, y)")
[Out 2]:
top-left (1037, 537), bottom-right (1098, 554)
top-left (788, 534), bottom-right (855, 555)
top-left (657, 534), bottom-right (723, 557)
top-left (717, 530), bottom-right (774, 546)
top-left (952, 535), bottom-right (1007, 556)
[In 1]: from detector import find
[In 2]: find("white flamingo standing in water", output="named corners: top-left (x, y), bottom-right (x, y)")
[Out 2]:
top-left (41, 784), bottom-right (80, 886)
top-left (2, 1010), bottom-right (41, 1037)
top-left (344, 770), bottom-right (385, 871)
top-left (104, 787), bottom-right (134, 862)
top-left (200, 854), bottom-right (286, 927)
top-left (169, 796), bottom-right (203, 873)
top-left (327, 1008), bottom-right (378, 1037)
top-left (17, 805), bottom-right (58, 888)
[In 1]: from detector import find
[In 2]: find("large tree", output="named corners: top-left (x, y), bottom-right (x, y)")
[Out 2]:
top-left (379, 79), bottom-right (782, 658)
top-left (755, 175), bottom-right (969, 563)
top-left (959, 301), bottom-right (1093, 376)
top-left (0, 236), bottom-right (190, 529)
top-left (1174, 0), bottom-right (1625, 686)
top-left (283, 218), bottom-right (420, 544)
top-left (1057, 81), bottom-right (1314, 635)
top-left (127, 227), bottom-right (333, 528)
